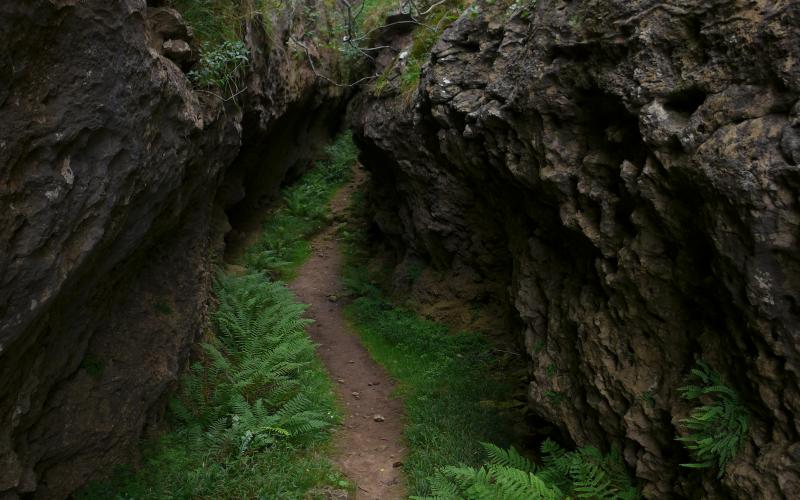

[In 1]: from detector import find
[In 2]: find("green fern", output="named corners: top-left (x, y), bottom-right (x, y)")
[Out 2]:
top-left (676, 361), bottom-right (749, 477)
top-left (171, 272), bottom-right (334, 456)
top-left (481, 443), bottom-right (536, 473)
top-left (412, 440), bottom-right (638, 500)
top-left (76, 135), bottom-right (354, 498)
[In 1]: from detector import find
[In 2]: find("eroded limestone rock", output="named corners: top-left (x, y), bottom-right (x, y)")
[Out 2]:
top-left (349, 1), bottom-right (800, 497)
top-left (0, 0), bottom-right (340, 497)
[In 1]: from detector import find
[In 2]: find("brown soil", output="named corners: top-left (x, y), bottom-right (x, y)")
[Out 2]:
top-left (290, 169), bottom-right (407, 500)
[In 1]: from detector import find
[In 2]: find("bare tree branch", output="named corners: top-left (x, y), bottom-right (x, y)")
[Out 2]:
top-left (289, 36), bottom-right (382, 88)
top-left (292, 0), bottom-right (454, 88)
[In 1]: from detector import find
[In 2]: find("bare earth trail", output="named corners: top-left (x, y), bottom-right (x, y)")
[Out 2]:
top-left (290, 170), bottom-right (407, 500)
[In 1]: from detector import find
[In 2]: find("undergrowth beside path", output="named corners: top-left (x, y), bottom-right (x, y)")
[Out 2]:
top-left (343, 293), bottom-right (523, 496)
top-left (78, 133), bottom-right (357, 499)
top-left (340, 209), bottom-right (525, 497)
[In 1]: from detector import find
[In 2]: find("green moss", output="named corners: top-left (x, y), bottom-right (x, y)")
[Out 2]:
top-left (154, 299), bottom-right (173, 316)
top-left (80, 354), bottom-right (104, 378)
top-left (545, 390), bottom-right (564, 405)
top-left (397, 0), bottom-right (471, 97)
top-left (356, 0), bottom-right (399, 34)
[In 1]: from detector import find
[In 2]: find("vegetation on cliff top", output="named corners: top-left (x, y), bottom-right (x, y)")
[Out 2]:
top-left (380, 0), bottom-right (471, 95)
top-left (168, 0), bottom-right (478, 96)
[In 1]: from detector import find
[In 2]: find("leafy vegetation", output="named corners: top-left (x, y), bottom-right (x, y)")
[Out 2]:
top-left (413, 440), bottom-right (638, 499)
top-left (244, 132), bottom-right (358, 279)
top-left (342, 289), bottom-right (523, 495)
top-left (170, 0), bottom-right (244, 48)
top-left (169, 0), bottom-right (271, 97)
top-left (371, 0), bottom-right (471, 96)
top-left (348, 0), bottom-right (398, 35)
top-left (398, 0), bottom-right (469, 94)
top-left (78, 274), bottom-right (345, 499)
top-left (188, 40), bottom-right (250, 95)
top-left (77, 133), bottom-right (359, 499)
top-left (676, 361), bottom-right (749, 476)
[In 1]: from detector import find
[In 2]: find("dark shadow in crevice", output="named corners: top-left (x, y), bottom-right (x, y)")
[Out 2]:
top-left (219, 98), bottom-right (345, 261)
top-left (664, 86), bottom-right (706, 115)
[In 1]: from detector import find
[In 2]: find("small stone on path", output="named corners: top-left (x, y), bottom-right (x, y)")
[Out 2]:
top-left (373, 414), bottom-right (385, 422)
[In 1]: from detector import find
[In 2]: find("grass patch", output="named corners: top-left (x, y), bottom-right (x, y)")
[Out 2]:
top-left (170, 0), bottom-right (244, 48)
top-left (344, 293), bottom-right (522, 495)
top-left (343, 288), bottom-right (523, 496)
top-left (353, 0), bottom-right (399, 34)
top-left (341, 215), bottom-right (524, 496)
top-left (77, 133), bottom-right (358, 499)
top-left (244, 132), bottom-right (358, 280)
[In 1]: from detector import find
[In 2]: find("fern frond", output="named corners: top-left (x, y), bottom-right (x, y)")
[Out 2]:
top-left (676, 361), bottom-right (749, 477)
top-left (482, 442), bottom-right (536, 473)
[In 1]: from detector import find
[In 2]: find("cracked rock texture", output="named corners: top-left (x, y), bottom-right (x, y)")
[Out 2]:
top-left (349, 0), bottom-right (800, 497)
top-left (0, 0), bottom-right (339, 497)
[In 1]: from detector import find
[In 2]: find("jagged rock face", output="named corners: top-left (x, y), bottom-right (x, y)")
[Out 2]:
top-left (0, 1), bottom-right (337, 497)
top-left (349, 1), bottom-right (800, 497)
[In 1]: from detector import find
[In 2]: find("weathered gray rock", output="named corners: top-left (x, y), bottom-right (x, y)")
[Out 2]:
top-left (0, 0), bottom-right (339, 497)
top-left (146, 6), bottom-right (193, 46)
top-left (162, 39), bottom-right (195, 68)
top-left (349, 1), bottom-right (800, 497)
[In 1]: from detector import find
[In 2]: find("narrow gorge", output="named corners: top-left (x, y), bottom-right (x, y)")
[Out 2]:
top-left (1, 1), bottom-right (799, 499)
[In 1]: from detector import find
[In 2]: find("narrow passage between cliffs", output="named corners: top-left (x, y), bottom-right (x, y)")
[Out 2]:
top-left (290, 169), bottom-right (407, 500)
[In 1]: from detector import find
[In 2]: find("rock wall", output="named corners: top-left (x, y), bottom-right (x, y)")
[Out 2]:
top-left (349, 0), bottom-right (800, 497)
top-left (0, 1), bottom-right (339, 497)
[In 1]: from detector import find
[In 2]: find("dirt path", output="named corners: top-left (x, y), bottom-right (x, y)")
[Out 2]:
top-left (290, 170), bottom-right (407, 500)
